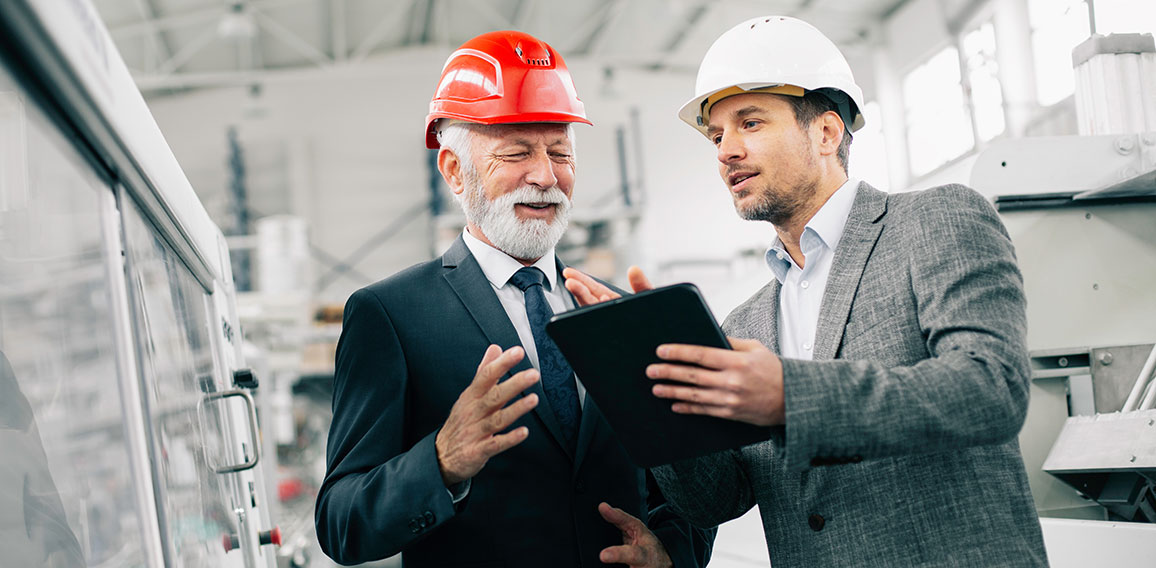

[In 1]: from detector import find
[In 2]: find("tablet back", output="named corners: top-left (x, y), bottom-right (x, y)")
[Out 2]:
top-left (547, 283), bottom-right (770, 467)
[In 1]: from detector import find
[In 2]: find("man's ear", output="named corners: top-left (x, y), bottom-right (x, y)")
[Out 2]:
top-left (814, 111), bottom-right (845, 159)
top-left (438, 148), bottom-right (466, 196)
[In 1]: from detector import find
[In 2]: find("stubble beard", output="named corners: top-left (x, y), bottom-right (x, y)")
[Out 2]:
top-left (458, 168), bottom-right (572, 261)
top-left (733, 179), bottom-right (816, 225)
top-left (731, 139), bottom-right (819, 226)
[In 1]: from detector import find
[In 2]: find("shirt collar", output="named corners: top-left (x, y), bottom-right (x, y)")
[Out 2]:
top-left (765, 177), bottom-right (860, 283)
top-left (807, 176), bottom-right (859, 252)
top-left (462, 229), bottom-right (559, 291)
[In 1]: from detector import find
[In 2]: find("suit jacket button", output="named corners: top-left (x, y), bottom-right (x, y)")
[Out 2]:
top-left (808, 513), bottom-right (825, 532)
top-left (424, 511), bottom-right (436, 525)
top-left (409, 519), bottom-right (421, 534)
top-left (575, 480), bottom-right (586, 494)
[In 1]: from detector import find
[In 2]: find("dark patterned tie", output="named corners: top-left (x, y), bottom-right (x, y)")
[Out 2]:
top-left (509, 267), bottom-right (580, 449)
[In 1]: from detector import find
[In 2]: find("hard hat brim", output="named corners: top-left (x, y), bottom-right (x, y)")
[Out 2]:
top-left (425, 113), bottom-right (593, 149)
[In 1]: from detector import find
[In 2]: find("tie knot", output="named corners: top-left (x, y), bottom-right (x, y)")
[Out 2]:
top-left (509, 267), bottom-right (547, 292)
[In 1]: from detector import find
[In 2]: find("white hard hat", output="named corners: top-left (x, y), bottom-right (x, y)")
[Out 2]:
top-left (679, 15), bottom-right (866, 136)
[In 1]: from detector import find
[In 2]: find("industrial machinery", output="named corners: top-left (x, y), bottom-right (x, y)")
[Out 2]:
top-left (0, 1), bottom-right (278, 566)
top-left (971, 32), bottom-right (1156, 567)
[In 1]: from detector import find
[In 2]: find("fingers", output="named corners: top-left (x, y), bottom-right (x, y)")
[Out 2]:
top-left (484, 367), bottom-right (539, 407)
top-left (626, 266), bottom-right (653, 293)
top-left (562, 267), bottom-right (621, 305)
top-left (474, 344), bottom-right (502, 372)
top-left (564, 277), bottom-right (602, 307)
top-left (470, 345), bottom-right (525, 393)
top-left (600, 544), bottom-right (648, 566)
top-left (598, 503), bottom-right (649, 566)
top-left (728, 337), bottom-right (768, 351)
top-left (655, 343), bottom-right (734, 370)
top-left (482, 425), bottom-right (532, 457)
top-left (598, 502), bottom-right (642, 531)
top-left (646, 362), bottom-right (721, 387)
top-left (488, 391), bottom-right (539, 433)
top-left (669, 402), bottom-right (733, 419)
top-left (652, 382), bottom-right (733, 407)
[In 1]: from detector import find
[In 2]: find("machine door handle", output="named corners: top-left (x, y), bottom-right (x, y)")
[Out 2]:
top-left (201, 389), bottom-right (261, 473)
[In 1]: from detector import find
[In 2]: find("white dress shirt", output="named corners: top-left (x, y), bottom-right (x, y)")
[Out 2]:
top-left (765, 178), bottom-right (859, 361)
top-left (461, 229), bottom-right (586, 404)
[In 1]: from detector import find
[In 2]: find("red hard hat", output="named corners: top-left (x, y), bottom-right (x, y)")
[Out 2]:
top-left (424, 30), bottom-right (592, 149)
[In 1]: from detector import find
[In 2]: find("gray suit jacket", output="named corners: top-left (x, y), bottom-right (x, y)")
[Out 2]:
top-left (653, 182), bottom-right (1048, 567)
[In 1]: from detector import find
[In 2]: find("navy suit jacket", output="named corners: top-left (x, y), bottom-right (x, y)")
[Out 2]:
top-left (316, 236), bottom-right (714, 567)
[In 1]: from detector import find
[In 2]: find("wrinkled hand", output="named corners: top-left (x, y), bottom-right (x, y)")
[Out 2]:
top-left (648, 337), bottom-right (785, 426)
top-left (562, 266), bottom-right (653, 307)
top-left (435, 345), bottom-right (540, 486)
top-left (598, 503), bottom-right (672, 567)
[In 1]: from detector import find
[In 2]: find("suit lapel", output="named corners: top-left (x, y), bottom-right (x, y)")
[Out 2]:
top-left (442, 237), bottom-right (572, 457)
top-left (812, 182), bottom-right (887, 361)
top-left (763, 280), bottom-right (783, 354)
top-left (573, 396), bottom-right (604, 473)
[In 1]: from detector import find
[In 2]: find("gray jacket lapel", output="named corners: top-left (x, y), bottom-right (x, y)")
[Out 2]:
top-left (441, 236), bottom-right (573, 458)
top-left (812, 182), bottom-right (888, 361)
top-left (765, 281), bottom-right (782, 354)
top-left (724, 279), bottom-right (782, 354)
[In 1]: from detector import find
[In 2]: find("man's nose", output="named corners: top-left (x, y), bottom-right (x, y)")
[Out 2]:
top-left (717, 132), bottom-right (745, 164)
top-left (524, 152), bottom-right (559, 189)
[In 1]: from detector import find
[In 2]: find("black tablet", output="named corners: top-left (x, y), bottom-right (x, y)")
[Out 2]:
top-left (546, 283), bottom-right (771, 467)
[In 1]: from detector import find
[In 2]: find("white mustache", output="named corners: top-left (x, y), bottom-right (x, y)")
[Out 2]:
top-left (496, 186), bottom-right (570, 207)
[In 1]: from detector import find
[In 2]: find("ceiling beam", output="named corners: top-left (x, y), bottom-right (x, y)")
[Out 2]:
top-left (109, 0), bottom-right (309, 38)
top-left (131, 60), bottom-right (393, 91)
top-left (253, 8), bottom-right (332, 68)
top-left (129, 0), bottom-right (173, 73)
top-left (352, 0), bottom-right (423, 61)
top-left (467, 0), bottom-right (516, 31)
top-left (411, 0), bottom-right (436, 45)
top-left (563, 0), bottom-right (621, 55)
top-left (156, 26), bottom-right (218, 74)
top-left (330, 0), bottom-right (347, 62)
top-left (943, 0), bottom-right (991, 34)
top-left (646, 0), bottom-right (712, 70)
top-left (584, 0), bottom-right (628, 56)
top-left (512, 0), bottom-right (537, 29)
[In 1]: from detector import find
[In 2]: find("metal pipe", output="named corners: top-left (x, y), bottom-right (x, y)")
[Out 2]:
top-left (1122, 343), bottom-right (1156, 412)
top-left (1140, 376), bottom-right (1156, 411)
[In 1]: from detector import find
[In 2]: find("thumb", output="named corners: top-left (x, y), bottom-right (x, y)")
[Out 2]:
top-left (598, 502), bottom-right (641, 534)
top-left (728, 337), bottom-right (768, 352)
top-left (626, 266), bottom-right (653, 293)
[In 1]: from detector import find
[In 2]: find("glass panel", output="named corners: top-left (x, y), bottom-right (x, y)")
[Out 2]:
top-left (121, 198), bottom-right (245, 568)
top-left (962, 21), bottom-right (1006, 143)
top-left (903, 46), bottom-right (975, 177)
top-left (847, 101), bottom-right (890, 189)
top-left (0, 74), bottom-right (146, 565)
top-left (1029, 0), bottom-right (1090, 106)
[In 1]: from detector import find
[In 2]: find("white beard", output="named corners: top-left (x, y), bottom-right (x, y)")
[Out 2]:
top-left (459, 175), bottom-right (572, 261)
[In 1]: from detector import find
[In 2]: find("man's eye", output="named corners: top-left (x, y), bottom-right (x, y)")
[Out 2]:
top-left (711, 135), bottom-right (723, 145)
top-left (743, 120), bottom-right (759, 129)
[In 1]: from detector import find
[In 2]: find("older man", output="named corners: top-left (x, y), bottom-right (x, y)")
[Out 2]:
top-left (566, 16), bottom-right (1047, 567)
top-left (315, 31), bottom-right (713, 568)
